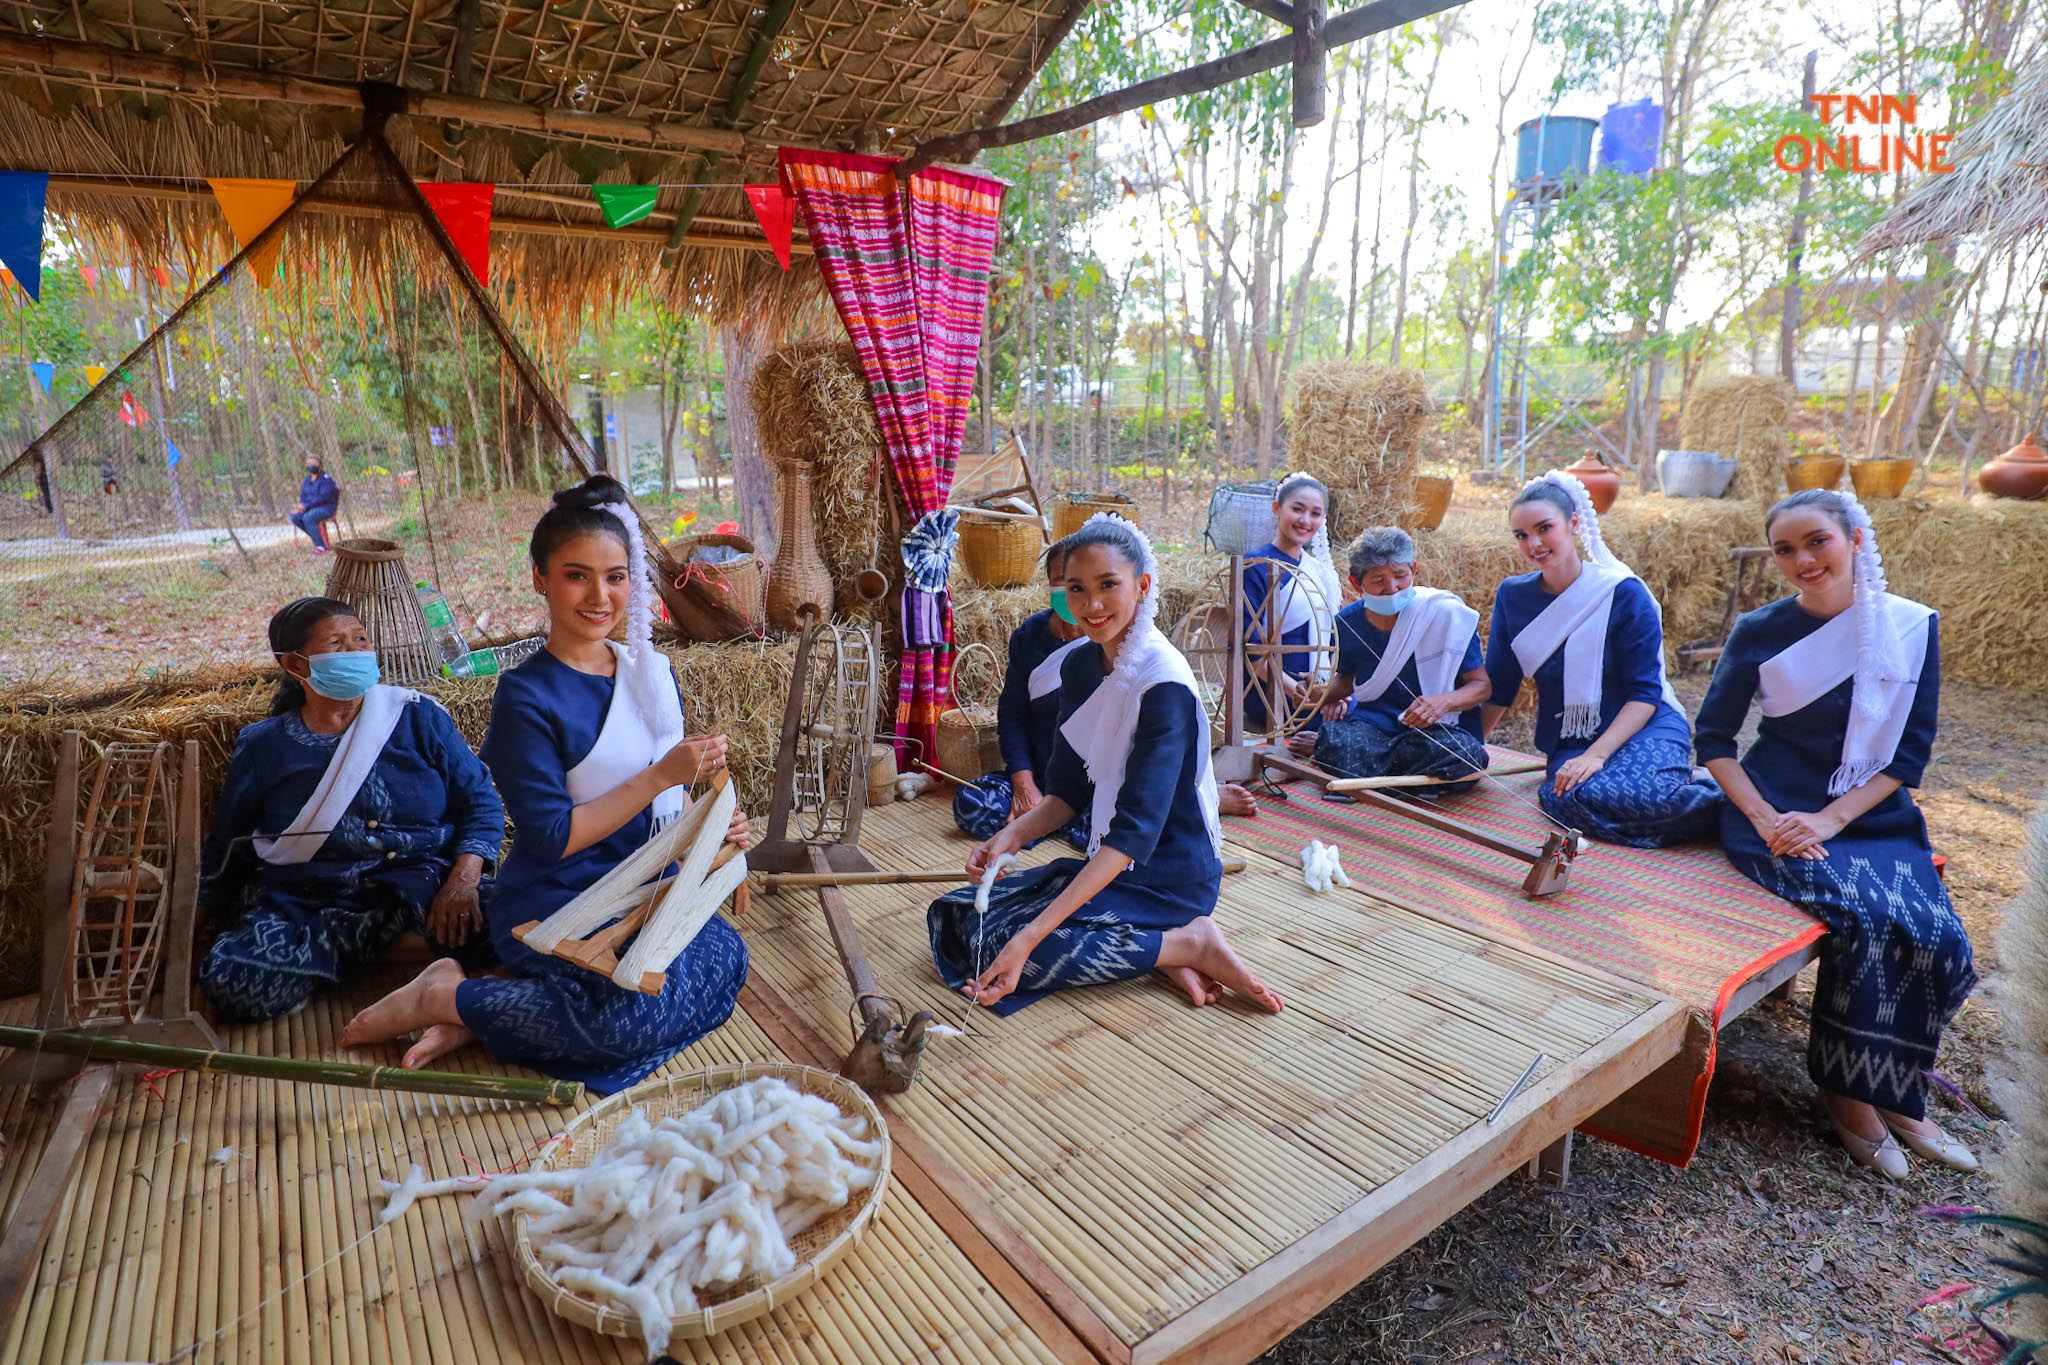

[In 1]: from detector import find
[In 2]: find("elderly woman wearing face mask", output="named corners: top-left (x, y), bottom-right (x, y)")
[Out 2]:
top-left (196, 597), bottom-right (505, 1021)
top-left (1301, 526), bottom-right (1492, 794)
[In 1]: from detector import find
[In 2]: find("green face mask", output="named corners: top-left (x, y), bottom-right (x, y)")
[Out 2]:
top-left (1050, 587), bottom-right (1077, 625)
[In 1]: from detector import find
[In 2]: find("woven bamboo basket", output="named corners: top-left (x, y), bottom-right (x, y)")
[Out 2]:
top-left (767, 462), bottom-right (834, 628)
top-left (1408, 474), bottom-right (1454, 531)
top-left (513, 1062), bottom-right (890, 1343)
top-left (1849, 456), bottom-right (1915, 499)
top-left (956, 513), bottom-right (1040, 588)
top-left (671, 531), bottom-right (765, 632)
top-left (324, 538), bottom-right (438, 684)
top-left (1050, 491), bottom-right (1141, 540)
top-left (935, 641), bottom-right (1002, 780)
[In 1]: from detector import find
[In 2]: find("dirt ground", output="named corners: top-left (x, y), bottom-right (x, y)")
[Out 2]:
top-left (1261, 671), bottom-right (2045, 1365)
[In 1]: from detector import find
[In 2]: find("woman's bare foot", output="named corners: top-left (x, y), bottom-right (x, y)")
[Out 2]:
top-left (1219, 783), bottom-right (1259, 818)
top-left (403, 1023), bottom-right (477, 1070)
top-left (1160, 918), bottom-right (1283, 1014)
top-left (1156, 965), bottom-right (1221, 1008)
top-left (340, 958), bottom-right (465, 1048)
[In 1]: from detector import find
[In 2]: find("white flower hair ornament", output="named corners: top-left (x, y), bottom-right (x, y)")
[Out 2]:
top-left (594, 500), bottom-right (656, 652)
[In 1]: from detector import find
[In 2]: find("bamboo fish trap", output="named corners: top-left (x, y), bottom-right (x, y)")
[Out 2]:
top-left (324, 538), bottom-right (439, 685)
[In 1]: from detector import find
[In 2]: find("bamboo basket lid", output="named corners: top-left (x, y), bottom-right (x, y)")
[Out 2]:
top-left (512, 1061), bottom-right (891, 1342)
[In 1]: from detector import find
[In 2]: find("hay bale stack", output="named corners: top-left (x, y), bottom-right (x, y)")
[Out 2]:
top-left (1681, 374), bottom-right (1794, 502)
top-left (1288, 361), bottom-right (1433, 540)
top-left (1868, 497), bottom-right (2048, 689)
top-left (1996, 803), bottom-right (2048, 1345)
top-left (751, 342), bottom-right (888, 612)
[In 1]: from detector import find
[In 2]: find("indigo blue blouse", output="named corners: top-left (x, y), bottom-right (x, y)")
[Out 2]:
top-left (1484, 571), bottom-right (1684, 757)
top-left (1332, 599), bottom-right (1485, 739)
top-left (998, 609), bottom-right (1070, 779)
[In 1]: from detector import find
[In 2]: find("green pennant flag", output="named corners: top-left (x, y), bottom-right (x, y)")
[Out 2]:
top-left (592, 185), bottom-right (661, 230)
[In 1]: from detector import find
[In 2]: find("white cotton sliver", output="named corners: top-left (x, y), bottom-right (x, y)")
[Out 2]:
top-left (376, 1165), bottom-right (489, 1225)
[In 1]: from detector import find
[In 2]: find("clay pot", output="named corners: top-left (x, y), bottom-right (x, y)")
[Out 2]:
top-left (1979, 432), bottom-right (2048, 500)
top-left (1408, 474), bottom-right (1455, 530)
top-left (1564, 453), bottom-right (1621, 513)
top-left (1784, 455), bottom-right (1845, 493)
top-left (1848, 456), bottom-right (1914, 500)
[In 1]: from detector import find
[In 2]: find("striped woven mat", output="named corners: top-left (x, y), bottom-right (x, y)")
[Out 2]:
top-left (1226, 749), bottom-right (1826, 1165)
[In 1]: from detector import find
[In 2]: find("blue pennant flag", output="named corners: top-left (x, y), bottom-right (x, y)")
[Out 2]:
top-left (165, 438), bottom-right (184, 469)
top-left (30, 360), bottom-right (53, 394)
top-left (0, 172), bottom-right (49, 301)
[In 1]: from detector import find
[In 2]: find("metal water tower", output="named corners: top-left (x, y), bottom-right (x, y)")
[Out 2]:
top-left (1484, 110), bottom-right (1655, 478)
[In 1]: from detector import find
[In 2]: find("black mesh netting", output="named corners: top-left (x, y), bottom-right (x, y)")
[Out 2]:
top-left (0, 135), bottom-right (599, 688)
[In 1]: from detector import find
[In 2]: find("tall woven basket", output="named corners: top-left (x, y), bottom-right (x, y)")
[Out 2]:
top-left (324, 538), bottom-right (437, 684)
top-left (1050, 491), bottom-right (1141, 540)
top-left (672, 531), bottom-right (765, 633)
top-left (767, 461), bottom-right (834, 629)
top-left (956, 514), bottom-right (1040, 588)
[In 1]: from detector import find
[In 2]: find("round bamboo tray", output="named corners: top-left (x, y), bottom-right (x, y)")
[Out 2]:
top-left (1784, 455), bottom-right (1844, 493)
top-left (956, 513), bottom-right (1040, 587)
top-left (1050, 491), bottom-right (1140, 540)
top-left (513, 1062), bottom-right (890, 1342)
top-left (1408, 474), bottom-right (1454, 531)
top-left (670, 531), bottom-right (765, 628)
top-left (1849, 456), bottom-right (1914, 499)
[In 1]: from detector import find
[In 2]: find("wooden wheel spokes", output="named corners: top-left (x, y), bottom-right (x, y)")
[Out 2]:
top-left (68, 742), bottom-right (176, 1025)
top-left (1171, 557), bottom-right (1339, 745)
top-left (794, 620), bottom-right (875, 845)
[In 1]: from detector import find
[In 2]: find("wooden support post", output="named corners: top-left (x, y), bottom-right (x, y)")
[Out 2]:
top-left (35, 731), bottom-right (80, 1032)
top-left (1293, 0), bottom-right (1328, 128)
top-left (161, 740), bottom-right (201, 1022)
top-left (1524, 1131), bottom-right (1572, 1186)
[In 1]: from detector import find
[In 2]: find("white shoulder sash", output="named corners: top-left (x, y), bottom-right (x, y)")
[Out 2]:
top-left (1027, 636), bottom-right (1086, 701)
top-left (566, 641), bottom-right (688, 830)
top-left (1352, 588), bottom-right (1478, 705)
top-left (1510, 566), bottom-right (1682, 741)
top-left (1757, 594), bottom-right (1934, 794)
top-left (1057, 634), bottom-right (1223, 862)
top-left (254, 684), bottom-right (416, 865)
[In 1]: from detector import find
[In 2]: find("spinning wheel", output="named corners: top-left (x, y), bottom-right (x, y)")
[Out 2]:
top-left (789, 621), bottom-right (878, 847)
top-left (1172, 556), bottom-right (1339, 748)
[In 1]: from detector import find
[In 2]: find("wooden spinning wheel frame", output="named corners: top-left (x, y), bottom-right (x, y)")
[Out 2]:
top-left (1173, 555), bottom-right (1339, 746)
top-left (789, 621), bottom-right (877, 847)
top-left (67, 742), bottom-right (178, 1024)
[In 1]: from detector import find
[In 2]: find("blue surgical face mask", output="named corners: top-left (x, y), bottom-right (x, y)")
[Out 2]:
top-left (302, 649), bottom-right (380, 700)
top-left (1050, 586), bottom-right (1077, 626)
top-left (1358, 586), bottom-right (1419, 615)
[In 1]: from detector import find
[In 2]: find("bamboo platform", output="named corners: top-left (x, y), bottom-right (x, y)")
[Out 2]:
top-left (0, 796), bottom-right (1686, 1364)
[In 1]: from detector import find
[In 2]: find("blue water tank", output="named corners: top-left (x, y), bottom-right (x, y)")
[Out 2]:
top-left (1514, 115), bottom-right (1599, 185)
top-left (1597, 99), bottom-right (1664, 175)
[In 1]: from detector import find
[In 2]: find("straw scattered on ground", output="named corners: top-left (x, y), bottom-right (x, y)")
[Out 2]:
top-left (1682, 374), bottom-right (1796, 503)
top-left (1288, 361), bottom-right (1434, 540)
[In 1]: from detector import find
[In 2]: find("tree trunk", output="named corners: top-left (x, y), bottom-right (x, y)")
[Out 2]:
top-left (1343, 38), bottom-right (1374, 355)
top-left (1778, 50), bottom-right (1817, 388)
top-left (721, 324), bottom-right (776, 554)
top-left (1389, 26), bottom-right (1445, 368)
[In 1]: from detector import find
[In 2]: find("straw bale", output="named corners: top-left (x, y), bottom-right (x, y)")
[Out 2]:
top-left (1996, 803), bottom-right (2048, 1344)
top-left (1866, 497), bottom-right (2048, 690)
top-left (1681, 375), bottom-right (1795, 502)
top-left (1287, 361), bottom-right (1433, 540)
top-left (750, 342), bottom-right (889, 604)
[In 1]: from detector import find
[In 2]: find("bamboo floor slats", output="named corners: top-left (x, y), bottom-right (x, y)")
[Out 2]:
top-left (0, 985), bottom-right (1070, 1365)
top-left (2, 795), bottom-right (1686, 1365)
top-left (736, 799), bottom-right (1688, 1364)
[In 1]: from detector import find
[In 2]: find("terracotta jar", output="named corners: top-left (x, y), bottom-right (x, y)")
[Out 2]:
top-left (1979, 432), bottom-right (2048, 500)
top-left (1565, 452), bottom-right (1621, 514)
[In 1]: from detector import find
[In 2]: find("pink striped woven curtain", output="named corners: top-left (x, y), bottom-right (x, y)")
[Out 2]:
top-left (780, 148), bottom-right (1006, 767)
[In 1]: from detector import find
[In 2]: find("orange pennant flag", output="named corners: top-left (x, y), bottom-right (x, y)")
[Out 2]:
top-left (207, 178), bottom-right (297, 287)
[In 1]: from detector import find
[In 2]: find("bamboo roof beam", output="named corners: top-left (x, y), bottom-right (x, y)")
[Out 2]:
top-left (1237, 0), bottom-right (1299, 24)
top-left (905, 0), bottom-right (1466, 173)
top-left (0, 32), bottom-right (750, 157)
top-left (1293, 0), bottom-right (1326, 127)
top-left (43, 174), bottom-right (810, 255)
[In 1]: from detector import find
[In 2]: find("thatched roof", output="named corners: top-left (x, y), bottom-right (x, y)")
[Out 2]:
top-left (0, 0), bottom-right (1085, 328)
top-left (1860, 57), bottom-right (2048, 256)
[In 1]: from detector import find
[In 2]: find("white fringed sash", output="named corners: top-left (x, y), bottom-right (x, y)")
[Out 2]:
top-left (1352, 587), bottom-right (1478, 705)
top-left (255, 684), bottom-right (416, 865)
top-left (1510, 566), bottom-right (1682, 740)
top-left (1757, 594), bottom-right (1934, 795)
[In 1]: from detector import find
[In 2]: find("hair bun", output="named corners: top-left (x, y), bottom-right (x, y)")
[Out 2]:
top-left (553, 474), bottom-right (629, 510)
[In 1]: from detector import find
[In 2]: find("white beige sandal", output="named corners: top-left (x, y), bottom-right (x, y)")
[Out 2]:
top-left (1882, 1115), bottom-right (1979, 1173)
top-left (1832, 1119), bottom-right (1910, 1179)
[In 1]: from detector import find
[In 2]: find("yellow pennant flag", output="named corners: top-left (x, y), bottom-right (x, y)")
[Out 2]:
top-left (83, 364), bottom-right (108, 386)
top-left (207, 178), bottom-right (297, 288)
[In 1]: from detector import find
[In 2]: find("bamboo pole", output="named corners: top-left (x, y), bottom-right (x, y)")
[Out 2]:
top-left (1326, 759), bottom-right (1545, 792)
top-left (0, 1026), bottom-right (581, 1105)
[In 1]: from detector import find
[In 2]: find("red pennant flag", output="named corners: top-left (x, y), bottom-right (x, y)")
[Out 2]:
top-left (118, 391), bottom-right (150, 427)
top-left (150, 265), bottom-right (170, 289)
top-left (419, 183), bottom-right (495, 285)
top-left (80, 264), bottom-right (99, 291)
top-left (744, 184), bottom-right (796, 271)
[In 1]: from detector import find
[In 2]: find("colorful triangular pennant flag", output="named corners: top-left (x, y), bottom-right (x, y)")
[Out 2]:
top-left (419, 183), bottom-right (495, 285)
top-left (118, 391), bottom-right (150, 427)
top-left (744, 184), bottom-right (796, 271)
top-left (592, 184), bottom-right (661, 230)
top-left (83, 364), bottom-right (107, 387)
top-left (165, 438), bottom-right (184, 469)
top-left (150, 265), bottom-right (170, 289)
top-left (30, 360), bottom-right (52, 393)
top-left (0, 171), bottom-right (44, 301)
top-left (207, 178), bottom-right (297, 288)
top-left (80, 265), bottom-right (99, 291)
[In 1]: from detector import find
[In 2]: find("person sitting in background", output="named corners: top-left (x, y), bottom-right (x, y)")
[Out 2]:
top-left (1241, 473), bottom-right (1345, 737)
top-left (291, 457), bottom-right (340, 553)
top-left (1303, 526), bottom-right (1491, 794)
top-left (198, 597), bottom-right (504, 1021)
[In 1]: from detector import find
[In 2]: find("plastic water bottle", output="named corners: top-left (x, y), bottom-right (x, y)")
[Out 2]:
top-left (415, 582), bottom-right (471, 676)
top-left (446, 635), bottom-right (544, 678)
